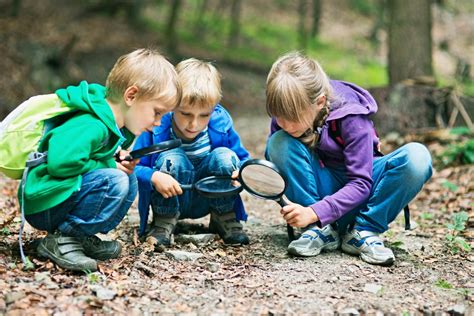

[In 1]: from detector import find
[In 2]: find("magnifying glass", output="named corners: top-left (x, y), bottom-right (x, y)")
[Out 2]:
top-left (180, 175), bottom-right (243, 198)
top-left (119, 139), bottom-right (182, 162)
top-left (238, 159), bottom-right (296, 241)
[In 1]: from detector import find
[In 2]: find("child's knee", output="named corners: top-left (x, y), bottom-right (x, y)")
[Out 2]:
top-left (155, 148), bottom-right (193, 174)
top-left (103, 169), bottom-right (132, 197)
top-left (266, 130), bottom-right (301, 165)
top-left (208, 147), bottom-right (240, 173)
top-left (402, 142), bottom-right (433, 181)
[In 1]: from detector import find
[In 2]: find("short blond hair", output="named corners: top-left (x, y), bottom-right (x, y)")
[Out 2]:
top-left (266, 51), bottom-right (332, 147)
top-left (106, 48), bottom-right (181, 108)
top-left (176, 58), bottom-right (222, 109)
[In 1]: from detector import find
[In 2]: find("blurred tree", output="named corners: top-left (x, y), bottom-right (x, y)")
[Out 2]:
top-left (298, 0), bottom-right (308, 49)
top-left (193, 0), bottom-right (209, 38)
top-left (166, 0), bottom-right (182, 54)
top-left (311, 0), bottom-right (321, 37)
top-left (388, 0), bottom-right (433, 85)
top-left (228, 0), bottom-right (242, 47)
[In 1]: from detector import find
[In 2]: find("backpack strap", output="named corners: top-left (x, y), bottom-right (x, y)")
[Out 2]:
top-left (326, 119), bottom-right (411, 230)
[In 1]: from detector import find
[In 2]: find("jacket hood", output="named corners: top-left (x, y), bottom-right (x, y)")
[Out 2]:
top-left (55, 80), bottom-right (122, 139)
top-left (327, 80), bottom-right (378, 121)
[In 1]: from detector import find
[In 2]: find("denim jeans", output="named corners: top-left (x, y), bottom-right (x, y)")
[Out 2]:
top-left (266, 131), bottom-right (433, 233)
top-left (26, 168), bottom-right (137, 237)
top-left (150, 147), bottom-right (240, 218)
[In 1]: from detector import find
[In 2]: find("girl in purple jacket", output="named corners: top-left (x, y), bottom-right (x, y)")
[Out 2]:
top-left (265, 52), bottom-right (432, 265)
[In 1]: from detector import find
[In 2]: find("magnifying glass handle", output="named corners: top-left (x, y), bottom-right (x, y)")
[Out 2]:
top-left (180, 184), bottom-right (193, 190)
top-left (277, 194), bottom-right (290, 207)
top-left (277, 195), bottom-right (296, 241)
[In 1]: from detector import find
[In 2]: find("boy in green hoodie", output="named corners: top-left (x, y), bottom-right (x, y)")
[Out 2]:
top-left (20, 48), bottom-right (181, 272)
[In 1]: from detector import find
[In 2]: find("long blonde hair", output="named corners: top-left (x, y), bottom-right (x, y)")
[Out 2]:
top-left (266, 51), bottom-right (332, 148)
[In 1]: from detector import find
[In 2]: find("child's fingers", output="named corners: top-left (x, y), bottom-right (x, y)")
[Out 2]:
top-left (282, 209), bottom-right (298, 222)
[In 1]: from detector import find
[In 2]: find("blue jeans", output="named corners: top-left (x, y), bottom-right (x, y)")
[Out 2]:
top-left (26, 168), bottom-right (137, 237)
top-left (266, 131), bottom-right (433, 233)
top-left (150, 147), bottom-right (240, 218)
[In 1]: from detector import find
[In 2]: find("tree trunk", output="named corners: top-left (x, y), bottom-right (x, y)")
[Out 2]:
top-left (166, 0), bottom-right (182, 54)
top-left (298, 0), bottom-right (308, 49)
top-left (388, 0), bottom-right (433, 85)
top-left (228, 0), bottom-right (242, 47)
top-left (311, 0), bottom-right (321, 38)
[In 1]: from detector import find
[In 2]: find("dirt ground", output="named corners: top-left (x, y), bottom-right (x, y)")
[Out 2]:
top-left (0, 113), bottom-right (473, 315)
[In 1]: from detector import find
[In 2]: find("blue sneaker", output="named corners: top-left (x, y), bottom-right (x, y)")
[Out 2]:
top-left (287, 225), bottom-right (340, 256)
top-left (341, 229), bottom-right (395, 265)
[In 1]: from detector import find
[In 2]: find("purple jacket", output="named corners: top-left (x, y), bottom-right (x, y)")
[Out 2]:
top-left (270, 80), bottom-right (380, 227)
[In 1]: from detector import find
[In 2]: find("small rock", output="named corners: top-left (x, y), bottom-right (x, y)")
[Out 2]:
top-left (90, 285), bottom-right (116, 300)
top-left (5, 292), bottom-right (25, 304)
top-left (364, 283), bottom-right (382, 294)
top-left (206, 262), bottom-right (220, 273)
top-left (165, 250), bottom-right (203, 261)
top-left (175, 234), bottom-right (216, 245)
top-left (340, 307), bottom-right (360, 316)
top-left (447, 304), bottom-right (466, 316)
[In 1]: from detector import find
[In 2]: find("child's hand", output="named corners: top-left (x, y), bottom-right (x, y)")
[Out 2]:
top-left (231, 169), bottom-right (240, 187)
top-left (280, 203), bottom-right (319, 227)
top-left (151, 171), bottom-right (183, 198)
top-left (115, 150), bottom-right (139, 175)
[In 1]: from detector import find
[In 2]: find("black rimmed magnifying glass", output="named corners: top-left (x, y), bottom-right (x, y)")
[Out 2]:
top-left (180, 175), bottom-right (243, 198)
top-left (118, 139), bottom-right (182, 162)
top-left (238, 159), bottom-right (296, 241)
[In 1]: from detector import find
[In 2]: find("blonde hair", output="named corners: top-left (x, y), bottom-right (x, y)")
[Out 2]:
top-left (266, 51), bottom-right (332, 148)
top-left (176, 58), bottom-right (222, 109)
top-left (106, 48), bottom-right (181, 109)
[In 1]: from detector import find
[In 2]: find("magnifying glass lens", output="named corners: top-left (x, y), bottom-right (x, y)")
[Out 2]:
top-left (194, 177), bottom-right (241, 195)
top-left (240, 164), bottom-right (285, 197)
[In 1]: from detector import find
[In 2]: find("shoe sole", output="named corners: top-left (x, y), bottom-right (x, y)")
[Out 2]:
top-left (288, 242), bottom-right (339, 257)
top-left (37, 243), bottom-right (98, 272)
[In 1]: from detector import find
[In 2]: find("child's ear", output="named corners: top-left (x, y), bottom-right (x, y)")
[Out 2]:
top-left (316, 95), bottom-right (326, 110)
top-left (124, 86), bottom-right (139, 106)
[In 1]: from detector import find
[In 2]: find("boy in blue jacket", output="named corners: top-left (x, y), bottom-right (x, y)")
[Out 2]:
top-left (134, 58), bottom-right (251, 247)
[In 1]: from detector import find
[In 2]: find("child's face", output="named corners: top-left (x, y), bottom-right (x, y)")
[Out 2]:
top-left (275, 117), bottom-right (310, 138)
top-left (172, 103), bottom-right (213, 141)
top-left (124, 95), bottom-right (174, 136)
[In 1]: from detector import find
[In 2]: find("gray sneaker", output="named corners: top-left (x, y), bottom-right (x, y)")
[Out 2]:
top-left (37, 232), bottom-right (97, 272)
top-left (341, 229), bottom-right (395, 266)
top-left (80, 235), bottom-right (122, 261)
top-left (287, 225), bottom-right (340, 256)
top-left (146, 213), bottom-right (180, 247)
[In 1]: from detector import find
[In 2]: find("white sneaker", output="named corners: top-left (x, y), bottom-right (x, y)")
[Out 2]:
top-left (287, 225), bottom-right (340, 257)
top-left (341, 229), bottom-right (395, 265)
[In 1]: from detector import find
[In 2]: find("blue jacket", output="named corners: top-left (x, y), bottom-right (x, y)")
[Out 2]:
top-left (134, 104), bottom-right (250, 235)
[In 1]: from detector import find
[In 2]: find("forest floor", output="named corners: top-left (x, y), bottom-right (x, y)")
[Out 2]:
top-left (0, 116), bottom-right (473, 315)
top-left (0, 0), bottom-right (473, 314)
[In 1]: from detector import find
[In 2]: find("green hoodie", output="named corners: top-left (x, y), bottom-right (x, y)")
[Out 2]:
top-left (21, 81), bottom-right (135, 215)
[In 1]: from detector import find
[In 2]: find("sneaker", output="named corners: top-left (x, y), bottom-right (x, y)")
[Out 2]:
top-left (146, 213), bottom-right (179, 247)
top-left (287, 224), bottom-right (340, 256)
top-left (37, 232), bottom-right (97, 272)
top-left (341, 229), bottom-right (395, 266)
top-left (80, 235), bottom-right (122, 261)
top-left (209, 211), bottom-right (249, 245)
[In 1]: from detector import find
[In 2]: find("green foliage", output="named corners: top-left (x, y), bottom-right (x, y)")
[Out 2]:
top-left (447, 211), bottom-right (469, 231)
top-left (84, 270), bottom-right (100, 284)
top-left (420, 212), bottom-right (434, 220)
top-left (1, 227), bottom-right (11, 235)
top-left (441, 180), bottom-right (459, 192)
top-left (349, 0), bottom-right (377, 16)
top-left (390, 240), bottom-right (404, 250)
top-left (22, 256), bottom-right (35, 271)
top-left (436, 138), bottom-right (474, 168)
top-left (435, 279), bottom-right (453, 289)
top-left (445, 212), bottom-right (471, 254)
